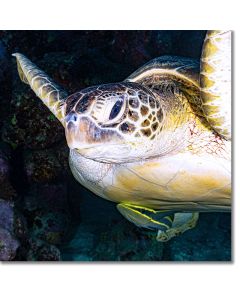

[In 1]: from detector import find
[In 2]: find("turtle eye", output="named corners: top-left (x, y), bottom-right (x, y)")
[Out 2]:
top-left (92, 95), bottom-right (126, 125)
top-left (109, 99), bottom-right (123, 120)
top-left (105, 97), bottom-right (125, 124)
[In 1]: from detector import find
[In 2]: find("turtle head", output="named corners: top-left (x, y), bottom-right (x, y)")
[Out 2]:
top-left (64, 82), bottom-right (164, 163)
top-left (12, 54), bottom-right (165, 163)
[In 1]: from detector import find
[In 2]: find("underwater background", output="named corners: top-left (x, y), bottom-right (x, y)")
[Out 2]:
top-left (0, 30), bottom-right (231, 261)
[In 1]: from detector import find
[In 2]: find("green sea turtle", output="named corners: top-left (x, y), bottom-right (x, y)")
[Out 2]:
top-left (13, 30), bottom-right (231, 242)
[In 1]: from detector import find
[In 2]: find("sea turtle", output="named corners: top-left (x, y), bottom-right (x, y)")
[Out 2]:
top-left (13, 30), bottom-right (231, 242)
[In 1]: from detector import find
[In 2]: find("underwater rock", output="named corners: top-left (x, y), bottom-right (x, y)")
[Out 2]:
top-left (24, 149), bottom-right (62, 183)
top-left (2, 83), bottom-right (64, 150)
top-left (0, 40), bottom-right (9, 80)
top-left (0, 199), bottom-right (15, 232)
top-left (13, 211), bottom-right (28, 242)
top-left (61, 225), bottom-right (95, 261)
top-left (0, 199), bottom-right (20, 261)
top-left (26, 237), bottom-right (61, 261)
top-left (0, 228), bottom-right (19, 261)
top-left (92, 220), bottom-right (164, 261)
top-left (0, 144), bottom-right (16, 200)
top-left (30, 210), bottom-right (70, 245)
top-left (60, 187), bottom-right (165, 261)
top-left (0, 203), bottom-right (28, 261)
top-left (0, 40), bottom-right (11, 130)
top-left (61, 216), bottom-right (164, 261)
top-left (39, 52), bottom-right (78, 92)
top-left (24, 183), bottom-right (68, 211)
top-left (54, 142), bottom-right (70, 174)
top-left (23, 183), bottom-right (71, 246)
top-left (37, 244), bottom-right (61, 261)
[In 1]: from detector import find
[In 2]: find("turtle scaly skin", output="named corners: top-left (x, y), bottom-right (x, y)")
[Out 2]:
top-left (13, 31), bottom-right (231, 242)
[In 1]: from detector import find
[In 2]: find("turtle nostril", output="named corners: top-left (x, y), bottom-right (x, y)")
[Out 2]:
top-left (66, 112), bottom-right (78, 123)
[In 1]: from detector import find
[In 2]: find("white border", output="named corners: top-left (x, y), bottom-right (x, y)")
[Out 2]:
top-left (1, 1), bottom-right (239, 300)
top-left (0, 0), bottom-right (238, 29)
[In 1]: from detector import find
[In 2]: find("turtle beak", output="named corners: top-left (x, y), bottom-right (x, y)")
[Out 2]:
top-left (65, 113), bottom-right (124, 155)
top-left (65, 112), bottom-right (83, 149)
top-left (65, 114), bottom-right (104, 149)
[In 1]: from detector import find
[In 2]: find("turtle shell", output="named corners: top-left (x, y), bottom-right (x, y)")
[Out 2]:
top-left (126, 55), bottom-right (199, 86)
top-left (125, 55), bottom-right (203, 117)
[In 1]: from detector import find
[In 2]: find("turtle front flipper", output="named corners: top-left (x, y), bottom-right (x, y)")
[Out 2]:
top-left (117, 203), bottom-right (198, 241)
top-left (12, 53), bottom-right (68, 126)
top-left (200, 31), bottom-right (231, 140)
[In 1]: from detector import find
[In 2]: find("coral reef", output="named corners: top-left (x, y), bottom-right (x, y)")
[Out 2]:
top-left (0, 143), bottom-right (16, 200)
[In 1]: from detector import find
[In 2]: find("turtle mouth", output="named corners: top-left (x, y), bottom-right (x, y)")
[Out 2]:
top-left (74, 143), bottom-right (123, 151)
top-left (74, 142), bottom-right (129, 155)
top-left (71, 141), bottom-right (142, 164)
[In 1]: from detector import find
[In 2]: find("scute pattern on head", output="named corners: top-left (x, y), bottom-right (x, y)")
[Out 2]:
top-left (65, 92), bottom-right (82, 115)
top-left (64, 82), bottom-right (165, 142)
